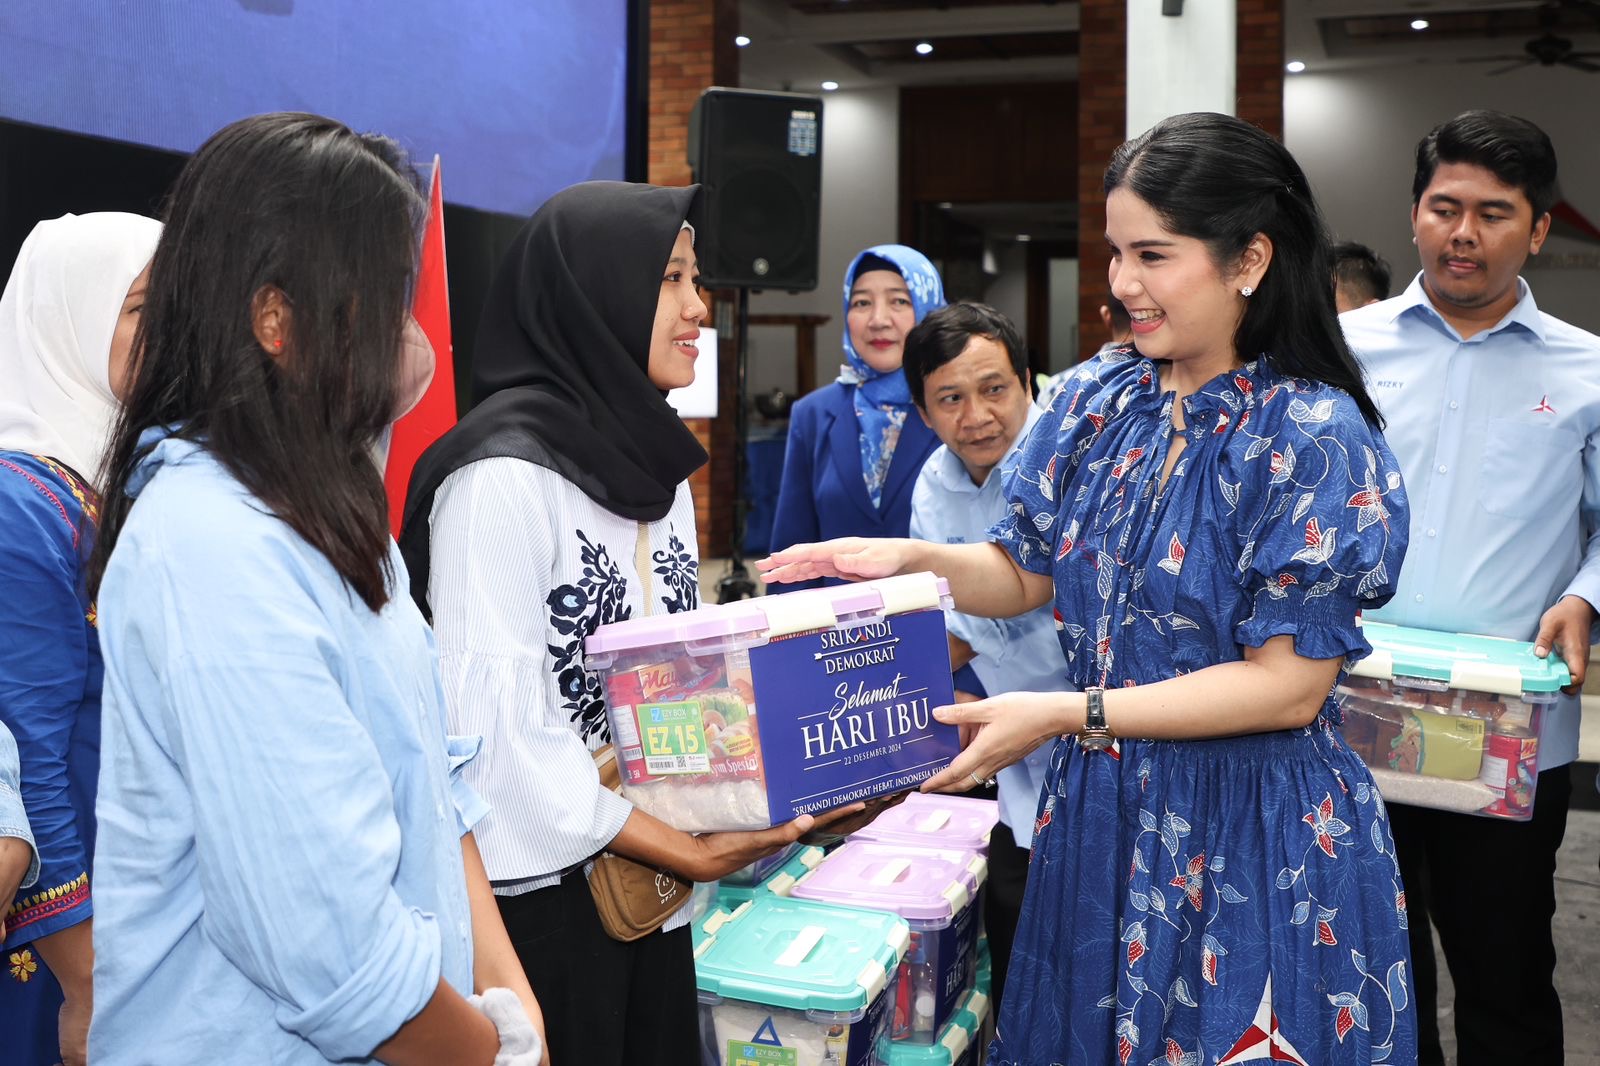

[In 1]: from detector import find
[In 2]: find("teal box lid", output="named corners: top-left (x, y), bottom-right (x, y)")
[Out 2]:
top-left (696, 896), bottom-right (911, 1016)
top-left (1349, 620), bottom-right (1571, 695)
top-left (718, 844), bottom-right (827, 908)
top-left (888, 987), bottom-right (990, 1066)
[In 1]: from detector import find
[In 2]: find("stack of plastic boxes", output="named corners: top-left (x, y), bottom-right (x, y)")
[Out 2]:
top-left (694, 895), bottom-right (909, 1065)
top-left (790, 839), bottom-right (987, 1050)
top-left (1337, 620), bottom-right (1569, 820)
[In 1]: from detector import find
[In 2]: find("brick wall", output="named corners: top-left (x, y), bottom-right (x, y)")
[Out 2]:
top-left (649, 0), bottom-right (738, 561)
top-left (1237, 0), bottom-right (1285, 139)
top-left (1076, 0), bottom-right (1126, 363)
top-left (1076, 1), bottom-right (1284, 363)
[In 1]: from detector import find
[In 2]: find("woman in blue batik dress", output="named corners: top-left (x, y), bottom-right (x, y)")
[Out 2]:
top-left (760, 113), bottom-right (1418, 1066)
top-left (0, 212), bottom-right (160, 1066)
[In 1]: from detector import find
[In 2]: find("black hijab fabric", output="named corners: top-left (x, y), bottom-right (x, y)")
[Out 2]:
top-left (400, 181), bottom-right (707, 616)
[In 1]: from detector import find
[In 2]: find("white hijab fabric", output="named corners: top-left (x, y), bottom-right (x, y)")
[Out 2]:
top-left (0, 212), bottom-right (162, 479)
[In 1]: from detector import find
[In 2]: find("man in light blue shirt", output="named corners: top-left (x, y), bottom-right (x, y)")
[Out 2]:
top-left (1341, 110), bottom-right (1599, 1066)
top-left (903, 301), bottom-right (1069, 1012)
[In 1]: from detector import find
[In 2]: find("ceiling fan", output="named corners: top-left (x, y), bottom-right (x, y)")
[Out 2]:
top-left (1468, 0), bottom-right (1600, 74)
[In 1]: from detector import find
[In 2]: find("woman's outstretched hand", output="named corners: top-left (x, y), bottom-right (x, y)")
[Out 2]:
top-left (920, 691), bottom-right (1077, 793)
top-left (757, 537), bottom-right (914, 585)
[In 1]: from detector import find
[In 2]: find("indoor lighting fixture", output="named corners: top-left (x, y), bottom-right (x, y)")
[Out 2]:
top-left (821, 80), bottom-right (839, 91)
top-left (1286, 60), bottom-right (1307, 73)
top-left (915, 41), bottom-right (933, 56)
top-left (735, 34), bottom-right (751, 47)
top-left (1410, 19), bottom-right (1429, 31)
top-left (1016, 234), bottom-right (1032, 243)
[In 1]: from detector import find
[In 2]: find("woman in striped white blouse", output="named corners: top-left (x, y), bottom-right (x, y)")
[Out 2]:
top-left (401, 181), bottom-right (838, 1065)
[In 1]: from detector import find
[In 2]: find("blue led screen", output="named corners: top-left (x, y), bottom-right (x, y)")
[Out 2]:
top-left (0, 0), bottom-right (630, 216)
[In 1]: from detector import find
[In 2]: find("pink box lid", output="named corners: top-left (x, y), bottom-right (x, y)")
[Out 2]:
top-left (789, 838), bottom-right (986, 924)
top-left (584, 574), bottom-right (951, 660)
top-left (851, 793), bottom-right (999, 851)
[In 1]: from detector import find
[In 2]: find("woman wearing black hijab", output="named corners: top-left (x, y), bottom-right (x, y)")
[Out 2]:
top-left (401, 182), bottom-right (823, 1064)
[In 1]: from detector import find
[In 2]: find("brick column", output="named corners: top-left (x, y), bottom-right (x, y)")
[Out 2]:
top-left (1236, 0), bottom-right (1284, 138)
top-left (1077, 0), bottom-right (1126, 364)
top-left (648, 0), bottom-right (738, 561)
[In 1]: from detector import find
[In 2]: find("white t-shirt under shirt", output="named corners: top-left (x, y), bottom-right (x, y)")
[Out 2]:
top-left (428, 455), bottom-right (701, 931)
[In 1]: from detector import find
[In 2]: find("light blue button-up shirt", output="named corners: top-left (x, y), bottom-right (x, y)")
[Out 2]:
top-left (1342, 274), bottom-right (1600, 768)
top-left (910, 404), bottom-right (1069, 835)
top-left (91, 434), bottom-right (487, 1064)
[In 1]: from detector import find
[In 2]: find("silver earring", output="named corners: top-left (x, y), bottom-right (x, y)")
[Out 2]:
top-left (1240, 286), bottom-right (1254, 298)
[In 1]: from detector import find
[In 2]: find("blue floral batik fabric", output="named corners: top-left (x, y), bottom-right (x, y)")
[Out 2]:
top-left (986, 350), bottom-right (1417, 1066)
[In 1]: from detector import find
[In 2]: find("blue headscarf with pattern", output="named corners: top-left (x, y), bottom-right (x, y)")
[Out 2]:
top-left (834, 244), bottom-right (945, 508)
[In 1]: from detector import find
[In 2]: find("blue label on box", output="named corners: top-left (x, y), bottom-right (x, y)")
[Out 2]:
top-left (750, 608), bottom-right (959, 822)
top-left (896, 891), bottom-right (979, 1043)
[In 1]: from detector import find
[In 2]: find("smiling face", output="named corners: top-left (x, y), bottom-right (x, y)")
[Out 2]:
top-left (1411, 160), bottom-right (1549, 335)
top-left (847, 268), bottom-right (917, 373)
top-left (645, 227), bottom-right (708, 391)
top-left (1105, 188), bottom-right (1269, 383)
top-left (916, 334), bottom-right (1031, 485)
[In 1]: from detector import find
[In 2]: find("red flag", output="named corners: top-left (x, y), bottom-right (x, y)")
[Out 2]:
top-left (385, 156), bottom-right (456, 536)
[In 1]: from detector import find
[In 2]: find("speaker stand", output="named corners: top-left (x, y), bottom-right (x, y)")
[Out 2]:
top-left (716, 287), bottom-right (759, 603)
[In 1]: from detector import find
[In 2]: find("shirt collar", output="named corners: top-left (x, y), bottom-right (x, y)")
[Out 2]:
top-left (1392, 271), bottom-right (1547, 344)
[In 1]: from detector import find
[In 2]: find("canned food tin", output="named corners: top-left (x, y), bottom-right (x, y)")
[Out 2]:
top-left (1478, 726), bottom-right (1538, 816)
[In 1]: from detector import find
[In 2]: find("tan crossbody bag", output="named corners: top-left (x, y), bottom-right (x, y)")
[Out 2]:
top-left (585, 522), bottom-right (691, 941)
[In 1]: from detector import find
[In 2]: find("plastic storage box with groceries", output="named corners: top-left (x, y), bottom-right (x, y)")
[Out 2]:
top-left (791, 840), bottom-right (986, 1046)
top-left (695, 895), bottom-right (909, 1066)
top-left (584, 574), bottom-right (960, 832)
top-left (1337, 620), bottom-right (1570, 821)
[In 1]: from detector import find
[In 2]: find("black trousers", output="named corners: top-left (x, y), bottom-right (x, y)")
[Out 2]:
top-left (1389, 762), bottom-right (1571, 1066)
top-left (982, 821), bottom-right (1032, 1014)
top-left (497, 872), bottom-right (702, 1066)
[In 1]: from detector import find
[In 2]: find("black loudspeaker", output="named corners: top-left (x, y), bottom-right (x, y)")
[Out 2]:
top-left (688, 87), bottom-right (823, 291)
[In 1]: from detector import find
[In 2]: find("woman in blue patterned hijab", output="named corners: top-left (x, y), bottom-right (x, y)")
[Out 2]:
top-left (769, 243), bottom-right (946, 586)
top-left (836, 244), bottom-right (946, 506)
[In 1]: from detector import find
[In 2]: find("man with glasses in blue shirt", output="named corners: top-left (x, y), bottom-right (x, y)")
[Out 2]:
top-left (1341, 109), bottom-right (1600, 1066)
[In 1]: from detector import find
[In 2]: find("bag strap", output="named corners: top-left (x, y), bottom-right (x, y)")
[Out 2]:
top-left (634, 521), bottom-right (653, 619)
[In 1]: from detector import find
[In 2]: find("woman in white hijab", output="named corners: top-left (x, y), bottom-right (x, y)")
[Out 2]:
top-left (0, 212), bottom-right (160, 1066)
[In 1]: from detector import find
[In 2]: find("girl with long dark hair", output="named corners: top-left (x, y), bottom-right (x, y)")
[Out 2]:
top-left (761, 113), bottom-right (1417, 1064)
top-left (85, 113), bottom-right (544, 1065)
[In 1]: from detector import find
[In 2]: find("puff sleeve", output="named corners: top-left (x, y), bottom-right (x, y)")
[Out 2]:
top-left (1231, 389), bottom-right (1410, 663)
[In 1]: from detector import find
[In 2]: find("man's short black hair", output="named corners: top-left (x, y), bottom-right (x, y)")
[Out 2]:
top-left (903, 301), bottom-right (1028, 409)
top-left (1332, 241), bottom-right (1391, 305)
top-left (1105, 294), bottom-right (1131, 332)
top-left (1412, 110), bottom-right (1559, 220)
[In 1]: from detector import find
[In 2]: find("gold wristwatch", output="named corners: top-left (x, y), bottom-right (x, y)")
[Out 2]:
top-left (1078, 686), bottom-right (1114, 753)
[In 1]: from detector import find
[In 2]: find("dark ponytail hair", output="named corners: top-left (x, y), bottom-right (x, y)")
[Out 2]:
top-left (1104, 112), bottom-right (1383, 428)
top-left (88, 112), bottom-right (425, 611)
